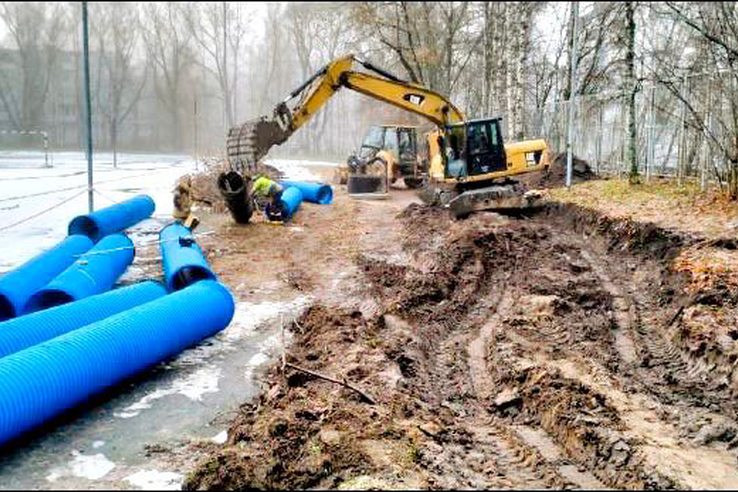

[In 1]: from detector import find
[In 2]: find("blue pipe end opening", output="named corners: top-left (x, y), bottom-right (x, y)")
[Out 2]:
top-left (0, 235), bottom-right (95, 321)
top-left (159, 223), bottom-right (217, 292)
top-left (0, 296), bottom-right (14, 322)
top-left (68, 194), bottom-right (156, 243)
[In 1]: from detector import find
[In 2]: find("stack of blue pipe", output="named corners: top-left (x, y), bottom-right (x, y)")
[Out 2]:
top-left (278, 180), bottom-right (333, 205)
top-left (0, 194), bottom-right (232, 448)
top-left (266, 180), bottom-right (333, 222)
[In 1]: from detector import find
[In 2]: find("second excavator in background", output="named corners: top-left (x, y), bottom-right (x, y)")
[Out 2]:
top-left (224, 54), bottom-right (550, 218)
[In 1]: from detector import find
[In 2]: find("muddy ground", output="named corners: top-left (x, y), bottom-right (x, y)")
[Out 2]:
top-left (182, 170), bottom-right (738, 490)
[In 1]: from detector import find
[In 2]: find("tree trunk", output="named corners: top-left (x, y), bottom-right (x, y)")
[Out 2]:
top-left (505, 2), bottom-right (518, 137)
top-left (483, 3), bottom-right (493, 115)
top-left (494, 2), bottom-right (507, 116)
top-left (625, 1), bottom-right (638, 183)
top-left (515, 3), bottom-right (533, 140)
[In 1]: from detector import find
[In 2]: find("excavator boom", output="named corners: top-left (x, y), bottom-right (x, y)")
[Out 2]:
top-left (226, 55), bottom-right (463, 171)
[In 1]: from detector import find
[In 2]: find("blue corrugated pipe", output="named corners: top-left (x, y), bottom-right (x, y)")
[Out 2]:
top-left (160, 222), bottom-right (216, 292)
top-left (279, 180), bottom-right (333, 205)
top-left (68, 194), bottom-right (155, 243)
top-left (0, 280), bottom-right (234, 447)
top-left (0, 281), bottom-right (165, 359)
top-left (24, 233), bottom-right (135, 313)
top-left (0, 235), bottom-right (94, 322)
top-left (266, 186), bottom-right (303, 221)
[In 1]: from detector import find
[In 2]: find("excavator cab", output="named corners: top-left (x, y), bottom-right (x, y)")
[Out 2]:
top-left (443, 118), bottom-right (507, 179)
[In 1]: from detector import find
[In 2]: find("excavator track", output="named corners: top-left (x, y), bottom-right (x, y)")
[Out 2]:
top-left (447, 184), bottom-right (545, 217)
top-left (419, 182), bottom-right (545, 218)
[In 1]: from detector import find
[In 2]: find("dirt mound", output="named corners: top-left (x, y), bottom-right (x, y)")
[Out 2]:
top-left (188, 158), bottom-right (284, 212)
top-left (362, 207), bottom-right (546, 331)
top-left (183, 306), bottom-right (377, 490)
top-left (520, 152), bottom-right (596, 189)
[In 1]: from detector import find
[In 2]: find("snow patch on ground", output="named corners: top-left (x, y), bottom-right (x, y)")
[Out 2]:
top-left (225, 296), bottom-right (312, 342)
top-left (265, 158), bottom-right (338, 182)
top-left (114, 365), bottom-right (221, 419)
top-left (211, 430), bottom-right (228, 444)
top-left (0, 151), bottom-right (197, 271)
top-left (45, 451), bottom-right (116, 482)
top-left (124, 469), bottom-right (183, 490)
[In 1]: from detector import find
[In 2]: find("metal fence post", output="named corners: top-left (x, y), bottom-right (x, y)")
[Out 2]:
top-left (82, 1), bottom-right (94, 212)
top-left (677, 73), bottom-right (687, 187)
top-left (646, 85), bottom-right (655, 182)
top-left (43, 132), bottom-right (51, 169)
top-left (566, 1), bottom-right (580, 189)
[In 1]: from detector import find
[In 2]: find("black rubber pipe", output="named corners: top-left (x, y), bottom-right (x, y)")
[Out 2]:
top-left (218, 171), bottom-right (253, 224)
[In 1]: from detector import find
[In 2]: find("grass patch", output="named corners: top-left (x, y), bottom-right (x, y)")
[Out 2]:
top-left (548, 178), bottom-right (738, 238)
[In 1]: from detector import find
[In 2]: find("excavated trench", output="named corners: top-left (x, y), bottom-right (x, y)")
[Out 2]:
top-left (184, 201), bottom-right (738, 490)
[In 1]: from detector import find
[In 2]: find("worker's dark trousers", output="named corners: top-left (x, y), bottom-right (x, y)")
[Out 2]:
top-left (268, 190), bottom-right (285, 219)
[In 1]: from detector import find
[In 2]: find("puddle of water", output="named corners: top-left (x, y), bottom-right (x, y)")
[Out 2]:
top-left (115, 365), bottom-right (222, 419)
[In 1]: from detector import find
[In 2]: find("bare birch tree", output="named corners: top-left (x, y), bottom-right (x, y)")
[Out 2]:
top-left (183, 2), bottom-right (251, 130)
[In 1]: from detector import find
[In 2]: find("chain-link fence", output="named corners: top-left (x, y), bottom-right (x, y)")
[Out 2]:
top-left (536, 70), bottom-right (737, 190)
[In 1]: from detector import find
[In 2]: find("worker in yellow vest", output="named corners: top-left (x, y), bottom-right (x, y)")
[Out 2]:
top-left (252, 176), bottom-right (285, 220)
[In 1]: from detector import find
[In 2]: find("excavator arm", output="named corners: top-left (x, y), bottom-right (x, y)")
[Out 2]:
top-left (226, 54), bottom-right (464, 170)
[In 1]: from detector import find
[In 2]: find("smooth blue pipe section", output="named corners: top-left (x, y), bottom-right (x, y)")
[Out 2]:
top-left (160, 223), bottom-right (216, 292)
top-left (279, 180), bottom-right (333, 205)
top-left (68, 194), bottom-right (155, 243)
top-left (0, 235), bottom-right (94, 321)
top-left (24, 234), bottom-right (135, 313)
top-left (0, 281), bottom-right (166, 359)
top-left (0, 280), bottom-right (234, 447)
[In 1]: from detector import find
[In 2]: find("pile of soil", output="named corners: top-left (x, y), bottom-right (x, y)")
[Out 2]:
top-left (520, 152), bottom-right (596, 189)
top-left (183, 306), bottom-right (381, 490)
top-left (188, 158), bottom-right (284, 212)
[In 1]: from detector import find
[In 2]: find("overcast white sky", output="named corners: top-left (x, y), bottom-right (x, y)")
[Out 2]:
top-left (0, 2), bottom-right (579, 68)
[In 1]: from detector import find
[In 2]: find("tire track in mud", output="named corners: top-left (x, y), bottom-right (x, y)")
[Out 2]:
top-left (578, 235), bottom-right (738, 441)
top-left (426, 297), bottom-right (571, 490)
top-left (376, 209), bottom-right (738, 489)
top-left (531, 224), bottom-right (738, 489)
top-left (579, 249), bottom-right (638, 365)
top-left (466, 292), bottom-right (605, 490)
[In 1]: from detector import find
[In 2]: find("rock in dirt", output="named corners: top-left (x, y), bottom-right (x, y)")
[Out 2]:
top-left (493, 387), bottom-right (522, 410)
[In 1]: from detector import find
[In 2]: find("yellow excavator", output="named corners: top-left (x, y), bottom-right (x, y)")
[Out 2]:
top-left (226, 54), bottom-right (549, 217)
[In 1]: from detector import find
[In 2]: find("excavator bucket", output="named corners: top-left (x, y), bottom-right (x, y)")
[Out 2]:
top-left (226, 116), bottom-right (289, 173)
